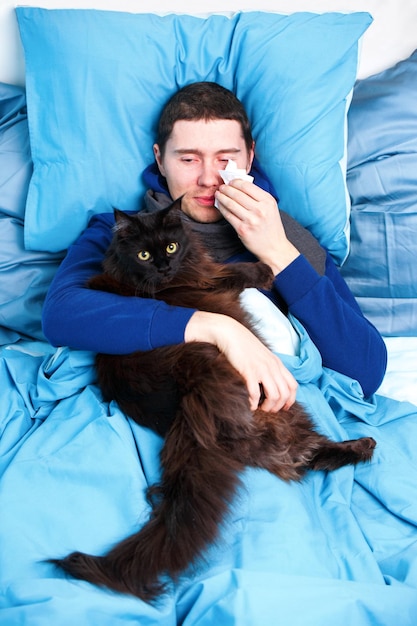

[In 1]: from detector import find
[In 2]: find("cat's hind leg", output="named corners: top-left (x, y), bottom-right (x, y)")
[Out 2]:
top-left (306, 436), bottom-right (376, 471)
top-left (223, 404), bottom-right (376, 481)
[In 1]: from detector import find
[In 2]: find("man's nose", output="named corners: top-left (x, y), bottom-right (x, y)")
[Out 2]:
top-left (198, 162), bottom-right (222, 187)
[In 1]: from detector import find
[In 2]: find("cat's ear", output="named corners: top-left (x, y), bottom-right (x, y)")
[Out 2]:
top-left (113, 208), bottom-right (134, 233)
top-left (165, 196), bottom-right (185, 224)
top-left (170, 196), bottom-right (184, 213)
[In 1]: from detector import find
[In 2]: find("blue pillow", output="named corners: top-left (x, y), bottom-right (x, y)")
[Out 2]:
top-left (16, 8), bottom-right (372, 262)
top-left (0, 82), bottom-right (63, 344)
top-left (342, 49), bottom-right (417, 335)
top-left (0, 82), bottom-right (32, 220)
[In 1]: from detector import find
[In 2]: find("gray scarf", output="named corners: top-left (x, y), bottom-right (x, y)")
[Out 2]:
top-left (143, 190), bottom-right (326, 275)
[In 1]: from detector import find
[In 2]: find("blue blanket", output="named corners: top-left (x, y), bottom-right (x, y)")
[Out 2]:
top-left (1, 323), bottom-right (417, 625)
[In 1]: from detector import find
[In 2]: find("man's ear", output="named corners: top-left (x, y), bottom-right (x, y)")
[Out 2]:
top-left (247, 140), bottom-right (255, 173)
top-left (153, 143), bottom-right (166, 177)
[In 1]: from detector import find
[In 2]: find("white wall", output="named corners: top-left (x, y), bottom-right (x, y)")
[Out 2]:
top-left (1, 0), bottom-right (417, 86)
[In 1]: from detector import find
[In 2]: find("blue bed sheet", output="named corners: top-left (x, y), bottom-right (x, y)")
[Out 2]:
top-left (1, 324), bottom-right (417, 625)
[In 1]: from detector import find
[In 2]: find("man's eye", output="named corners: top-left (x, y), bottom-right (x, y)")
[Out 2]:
top-left (166, 242), bottom-right (179, 255)
top-left (137, 250), bottom-right (151, 261)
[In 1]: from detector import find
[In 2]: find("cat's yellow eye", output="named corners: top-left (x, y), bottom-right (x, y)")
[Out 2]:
top-left (137, 250), bottom-right (151, 261)
top-left (166, 242), bottom-right (179, 255)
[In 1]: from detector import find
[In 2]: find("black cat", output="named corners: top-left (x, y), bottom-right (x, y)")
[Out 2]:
top-left (50, 199), bottom-right (376, 601)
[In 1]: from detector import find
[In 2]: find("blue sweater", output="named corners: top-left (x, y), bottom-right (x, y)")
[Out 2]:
top-left (42, 166), bottom-right (387, 398)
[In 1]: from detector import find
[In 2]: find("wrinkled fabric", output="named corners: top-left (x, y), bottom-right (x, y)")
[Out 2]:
top-left (1, 327), bottom-right (417, 625)
top-left (0, 82), bottom-right (31, 221)
top-left (0, 83), bottom-right (63, 344)
top-left (343, 49), bottom-right (417, 335)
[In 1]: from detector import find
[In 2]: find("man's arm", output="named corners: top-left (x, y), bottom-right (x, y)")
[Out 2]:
top-left (273, 253), bottom-right (387, 397)
top-left (42, 212), bottom-right (194, 353)
top-left (215, 179), bottom-right (387, 397)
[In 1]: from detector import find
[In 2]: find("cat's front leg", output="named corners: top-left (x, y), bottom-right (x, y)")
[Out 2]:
top-left (218, 262), bottom-right (274, 291)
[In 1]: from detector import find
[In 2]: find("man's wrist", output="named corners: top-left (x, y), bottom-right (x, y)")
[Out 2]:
top-left (264, 242), bottom-right (300, 276)
top-left (185, 311), bottom-right (238, 347)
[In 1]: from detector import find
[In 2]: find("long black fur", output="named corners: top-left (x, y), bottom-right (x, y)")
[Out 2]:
top-left (49, 199), bottom-right (376, 601)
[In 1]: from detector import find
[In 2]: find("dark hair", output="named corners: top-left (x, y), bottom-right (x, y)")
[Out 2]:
top-left (156, 82), bottom-right (254, 156)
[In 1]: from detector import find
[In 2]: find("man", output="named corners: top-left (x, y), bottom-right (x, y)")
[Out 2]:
top-left (42, 82), bottom-right (387, 418)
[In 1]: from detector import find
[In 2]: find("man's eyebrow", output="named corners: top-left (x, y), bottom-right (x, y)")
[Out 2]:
top-left (173, 148), bottom-right (242, 155)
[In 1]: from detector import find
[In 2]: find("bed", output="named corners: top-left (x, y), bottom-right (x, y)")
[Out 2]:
top-left (1, 1), bottom-right (417, 624)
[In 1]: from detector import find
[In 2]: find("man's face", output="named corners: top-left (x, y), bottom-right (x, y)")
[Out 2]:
top-left (153, 119), bottom-right (254, 223)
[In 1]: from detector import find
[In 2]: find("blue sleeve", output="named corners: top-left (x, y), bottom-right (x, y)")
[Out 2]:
top-left (42, 213), bottom-right (196, 354)
top-left (272, 253), bottom-right (387, 397)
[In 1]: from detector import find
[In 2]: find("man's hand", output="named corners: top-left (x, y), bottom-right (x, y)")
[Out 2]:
top-left (214, 179), bottom-right (300, 275)
top-left (185, 311), bottom-right (298, 412)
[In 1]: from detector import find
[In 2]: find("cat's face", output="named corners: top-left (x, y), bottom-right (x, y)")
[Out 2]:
top-left (111, 202), bottom-right (192, 294)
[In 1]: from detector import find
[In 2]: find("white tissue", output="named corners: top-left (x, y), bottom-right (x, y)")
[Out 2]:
top-left (215, 159), bottom-right (254, 208)
top-left (218, 159), bottom-right (254, 185)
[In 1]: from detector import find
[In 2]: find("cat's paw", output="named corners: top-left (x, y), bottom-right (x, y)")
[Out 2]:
top-left (255, 262), bottom-right (275, 289)
top-left (354, 436), bottom-right (376, 461)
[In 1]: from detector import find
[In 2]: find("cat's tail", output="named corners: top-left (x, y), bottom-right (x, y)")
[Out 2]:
top-left (48, 511), bottom-right (191, 600)
top-left (49, 419), bottom-right (243, 602)
top-left (50, 344), bottom-right (254, 601)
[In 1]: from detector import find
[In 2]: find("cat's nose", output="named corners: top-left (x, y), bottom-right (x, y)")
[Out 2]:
top-left (158, 265), bottom-right (171, 276)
